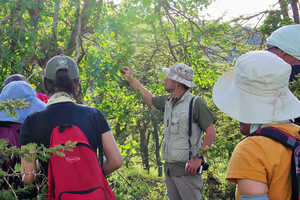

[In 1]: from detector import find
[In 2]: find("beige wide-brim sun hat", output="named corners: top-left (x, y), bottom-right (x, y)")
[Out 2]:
top-left (213, 51), bottom-right (300, 124)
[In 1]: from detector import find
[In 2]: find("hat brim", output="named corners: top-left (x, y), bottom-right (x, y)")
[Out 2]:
top-left (162, 68), bottom-right (195, 88)
top-left (213, 70), bottom-right (300, 124)
top-left (0, 97), bottom-right (45, 123)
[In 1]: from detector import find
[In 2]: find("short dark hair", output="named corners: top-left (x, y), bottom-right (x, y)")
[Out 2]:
top-left (44, 69), bottom-right (79, 96)
top-left (4, 74), bottom-right (27, 85)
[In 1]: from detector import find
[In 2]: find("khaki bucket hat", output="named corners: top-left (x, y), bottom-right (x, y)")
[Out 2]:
top-left (163, 63), bottom-right (195, 88)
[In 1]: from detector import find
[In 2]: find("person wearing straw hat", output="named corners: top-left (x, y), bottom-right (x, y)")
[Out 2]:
top-left (213, 51), bottom-right (300, 200)
top-left (122, 63), bottom-right (216, 200)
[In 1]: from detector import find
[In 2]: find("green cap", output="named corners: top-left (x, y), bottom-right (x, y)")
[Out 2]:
top-left (44, 55), bottom-right (79, 80)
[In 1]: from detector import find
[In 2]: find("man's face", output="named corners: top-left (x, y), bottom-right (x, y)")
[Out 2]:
top-left (164, 77), bottom-right (177, 93)
top-left (239, 122), bottom-right (251, 136)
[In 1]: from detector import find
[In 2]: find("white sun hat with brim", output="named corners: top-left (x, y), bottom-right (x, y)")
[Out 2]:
top-left (0, 81), bottom-right (46, 123)
top-left (267, 24), bottom-right (300, 60)
top-left (213, 50), bottom-right (300, 124)
top-left (162, 63), bottom-right (195, 88)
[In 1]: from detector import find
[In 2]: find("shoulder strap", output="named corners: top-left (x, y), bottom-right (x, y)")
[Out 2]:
top-left (248, 127), bottom-right (299, 150)
top-left (92, 110), bottom-right (104, 169)
top-left (188, 96), bottom-right (195, 160)
top-left (98, 130), bottom-right (104, 168)
top-left (248, 126), bottom-right (300, 200)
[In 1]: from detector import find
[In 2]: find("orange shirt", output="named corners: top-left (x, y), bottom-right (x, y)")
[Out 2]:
top-left (226, 123), bottom-right (300, 200)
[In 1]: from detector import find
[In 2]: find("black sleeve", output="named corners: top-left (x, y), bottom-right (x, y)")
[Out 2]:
top-left (93, 108), bottom-right (111, 135)
top-left (20, 115), bottom-right (36, 145)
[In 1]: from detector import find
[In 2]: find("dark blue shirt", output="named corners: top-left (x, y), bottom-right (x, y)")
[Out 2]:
top-left (290, 64), bottom-right (300, 82)
top-left (20, 102), bottom-right (110, 150)
top-left (20, 102), bottom-right (110, 172)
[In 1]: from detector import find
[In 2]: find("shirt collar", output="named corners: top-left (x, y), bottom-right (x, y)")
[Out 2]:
top-left (171, 90), bottom-right (189, 105)
top-left (47, 92), bottom-right (74, 106)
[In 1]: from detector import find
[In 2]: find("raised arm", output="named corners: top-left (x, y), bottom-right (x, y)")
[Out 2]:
top-left (122, 67), bottom-right (153, 107)
top-left (101, 130), bottom-right (123, 176)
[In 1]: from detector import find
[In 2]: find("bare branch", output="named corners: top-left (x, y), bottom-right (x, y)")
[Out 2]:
top-left (230, 10), bottom-right (269, 23)
top-left (66, 0), bottom-right (91, 56)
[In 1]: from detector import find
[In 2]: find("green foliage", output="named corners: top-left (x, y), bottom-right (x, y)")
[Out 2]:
top-left (1, 0), bottom-right (298, 199)
top-left (109, 168), bottom-right (168, 200)
top-left (291, 74), bottom-right (300, 100)
top-left (259, 10), bottom-right (294, 36)
top-left (0, 99), bottom-right (29, 119)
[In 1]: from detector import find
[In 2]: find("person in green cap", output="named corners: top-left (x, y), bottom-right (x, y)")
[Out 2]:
top-left (20, 55), bottom-right (122, 196)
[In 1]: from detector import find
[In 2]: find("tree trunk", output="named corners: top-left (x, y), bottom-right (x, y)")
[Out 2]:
top-left (279, 0), bottom-right (289, 19)
top-left (291, 0), bottom-right (300, 23)
top-left (152, 119), bottom-right (163, 177)
top-left (137, 120), bottom-right (150, 172)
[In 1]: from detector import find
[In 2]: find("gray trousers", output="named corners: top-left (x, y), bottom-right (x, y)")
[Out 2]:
top-left (165, 174), bottom-right (203, 200)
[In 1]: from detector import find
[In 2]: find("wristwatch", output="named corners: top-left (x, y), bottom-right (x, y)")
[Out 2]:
top-left (194, 153), bottom-right (204, 160)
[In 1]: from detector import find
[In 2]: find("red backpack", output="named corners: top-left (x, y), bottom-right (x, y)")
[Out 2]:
top-left (47, 124), bottom-right (116, 200)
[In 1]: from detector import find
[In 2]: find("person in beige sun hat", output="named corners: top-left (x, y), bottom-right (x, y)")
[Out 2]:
top-left (122, 63), bottom-right (216, 200)
top-left (213, 50), bottom-right (300, 200)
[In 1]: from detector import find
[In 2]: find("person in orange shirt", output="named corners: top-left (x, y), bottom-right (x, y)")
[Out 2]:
top-left (213, 51), bottom-right (300, 200)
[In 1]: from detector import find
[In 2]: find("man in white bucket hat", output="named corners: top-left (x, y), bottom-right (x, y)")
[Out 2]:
top-left (266, 24), bottom-right (300, 82)
top-left (122, 63), bottom-right (216, 200)
top-left (266, 24), bottom-right (300, 126)
top-left (213, 51), bottom-right (300, 200)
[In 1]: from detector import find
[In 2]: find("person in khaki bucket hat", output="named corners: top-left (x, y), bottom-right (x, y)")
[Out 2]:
top-left (122, 63), bottom-right (216, 200)
top-left (162, 63), bottom-right (196, 88)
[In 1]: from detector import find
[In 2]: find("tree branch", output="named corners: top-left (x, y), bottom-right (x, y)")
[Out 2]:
top-left (52, 0), bottom-right (60, 40)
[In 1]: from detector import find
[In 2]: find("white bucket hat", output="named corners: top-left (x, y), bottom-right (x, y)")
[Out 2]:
top-left (213, 50), bottom-right (300, 124)
top-left (163, 63), bottom-right (195, 88)
top-left (267, 24), bottom-right (300, 60)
